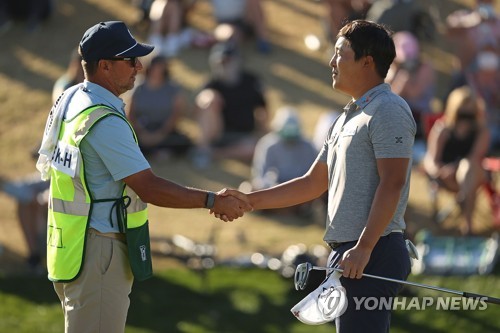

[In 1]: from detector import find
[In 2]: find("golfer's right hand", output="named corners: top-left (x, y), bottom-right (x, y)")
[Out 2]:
top-left (210, 189), bottom-right (252, 222)
top-left (210, 188), bottom-right (253, 221)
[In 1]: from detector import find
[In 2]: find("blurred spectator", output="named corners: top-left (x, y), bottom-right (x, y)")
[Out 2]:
top-left (321, 0), bottom-right (372, 44)
top-left (446, 44), bottom-right (500, 151)
top-left (52, 48), bottom-right (84, 103)
top-left (312, 110), bottom-right (341, 152)
top-left (422, 86), bottom-right (490, 235)
top-left (127, 55), bottom-right (193, 159)
top-left (0, 148), bottom-right (48, 273)
top-left (239, 106), bottom-right (318, 216)
top-left (0, 0), bottom-right (12, 34)
top-left (386, 31), bottom-right (436, 141)
top-left (445, 0), bottom-right (500, 75)
top-left (131, 0), bottom-right (155, 29)
top-left (192, 42), bottom-right (268, 168)
top-left (366, 0), bottom-right (436, 41)
top-left (469, 47), bottom-right (500, 151)
top-left (148, 0), bottom-right (199, 57)
top-left (211, 0), bottom-right (271, 53)
top-left (3, 0), bottom-right (53, 32)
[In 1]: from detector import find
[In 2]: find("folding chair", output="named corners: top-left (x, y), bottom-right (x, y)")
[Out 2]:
top-left (482, 157), bottom-right (500, 229)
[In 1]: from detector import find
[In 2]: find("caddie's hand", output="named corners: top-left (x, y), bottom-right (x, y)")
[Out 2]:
top-left (218, 188), bottom-right (251, 204)
top-left (210, 190), bottom-right (252, 222)
top-left (337, 245), bottom-right (372, 279)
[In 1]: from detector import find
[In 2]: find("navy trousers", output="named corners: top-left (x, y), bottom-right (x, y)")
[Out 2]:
top-left (327, 232), bottom-right (412, 333)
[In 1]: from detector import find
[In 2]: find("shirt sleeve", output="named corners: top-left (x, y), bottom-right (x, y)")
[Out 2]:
top-left (369, 102), bottom-right (416, 159)
top-left (318, 120), bottom-right (338, 163)
top-left (84, 115), bottom-right (150, 181)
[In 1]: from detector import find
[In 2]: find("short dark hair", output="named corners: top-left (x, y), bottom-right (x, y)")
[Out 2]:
top-left (337, 20), bottom-right (396, 78)
top-left (79, 46), bottom-right (98, 77)
top-left (146, 55), bottom-right (170, 80)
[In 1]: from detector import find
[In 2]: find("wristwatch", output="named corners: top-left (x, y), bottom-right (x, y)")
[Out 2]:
top-left (205, 191), bottom-right (215, 209)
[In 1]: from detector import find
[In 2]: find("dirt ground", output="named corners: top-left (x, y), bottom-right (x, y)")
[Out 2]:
top-left (0, 0), bottom-right (496, 274)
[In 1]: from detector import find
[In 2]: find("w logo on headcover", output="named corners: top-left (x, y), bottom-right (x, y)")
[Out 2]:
top-left (317, 285), bottom-right (348, 318)
top-left (291, 270), bottom-right (348, 325)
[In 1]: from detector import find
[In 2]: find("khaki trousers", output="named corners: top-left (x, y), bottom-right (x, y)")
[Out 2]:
top-left (53, 228), bottom-right (134, 333)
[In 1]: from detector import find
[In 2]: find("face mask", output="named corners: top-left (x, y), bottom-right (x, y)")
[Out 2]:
top-left (290, 271), bottom-right (347, 325)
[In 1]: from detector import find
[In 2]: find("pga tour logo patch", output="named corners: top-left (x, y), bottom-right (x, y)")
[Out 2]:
top-left (140, 245), bottom-right (147, 261)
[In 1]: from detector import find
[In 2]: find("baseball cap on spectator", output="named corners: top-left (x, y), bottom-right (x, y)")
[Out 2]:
top-left (272, 106), bottom-right (302, 140)
top-left (79, 21), bottom-right (154, 62)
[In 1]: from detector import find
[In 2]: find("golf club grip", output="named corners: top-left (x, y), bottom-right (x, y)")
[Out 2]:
top-left (463, 292), bottom-right (500, 305)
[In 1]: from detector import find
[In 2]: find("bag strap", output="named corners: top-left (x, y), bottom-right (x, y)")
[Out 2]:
top-left (93, 195), bottom-right (131, 232)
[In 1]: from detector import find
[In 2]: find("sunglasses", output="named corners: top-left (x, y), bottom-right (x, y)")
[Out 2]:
top-left (104, 57), bottom-right (138, 67)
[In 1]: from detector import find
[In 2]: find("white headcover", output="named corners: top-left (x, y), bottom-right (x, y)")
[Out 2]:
top-left (290, 271), bottom-right (347, 325)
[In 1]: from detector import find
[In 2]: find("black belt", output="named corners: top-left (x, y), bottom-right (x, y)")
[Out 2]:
top-left (327, 230), bottom-right (404, 250)
top-left (327, 241), bottom-right (347, 250)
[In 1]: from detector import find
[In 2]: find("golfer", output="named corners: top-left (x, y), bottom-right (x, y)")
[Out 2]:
top-left (37, 21), bottom-right (250, 333)
top-left (221, 20), bottom-right (416, 331)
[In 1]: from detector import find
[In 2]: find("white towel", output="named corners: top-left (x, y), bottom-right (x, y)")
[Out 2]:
top-left (36, 85), bottom-right (81, 181)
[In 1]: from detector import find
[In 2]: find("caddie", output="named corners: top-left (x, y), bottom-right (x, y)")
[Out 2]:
top-left (37, 20), bottom-right (251, 333)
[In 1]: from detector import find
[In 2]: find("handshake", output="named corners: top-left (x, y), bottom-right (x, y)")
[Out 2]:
top-left (209, 188), bottom-right (252, 222)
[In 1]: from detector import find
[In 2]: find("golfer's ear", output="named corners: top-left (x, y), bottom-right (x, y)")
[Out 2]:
top-left (364, 55), bottom-right (374, 68)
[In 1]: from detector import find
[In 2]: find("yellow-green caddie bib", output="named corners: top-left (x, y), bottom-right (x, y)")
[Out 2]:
top-left (47, 105), bottom-right (149, 282)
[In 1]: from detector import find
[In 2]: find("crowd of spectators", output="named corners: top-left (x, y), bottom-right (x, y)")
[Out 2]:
top-left (2, 0), bottom-right (499, 274)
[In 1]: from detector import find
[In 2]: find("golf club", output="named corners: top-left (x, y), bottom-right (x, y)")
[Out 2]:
top-left (294, 262), bottom-right (500, 305)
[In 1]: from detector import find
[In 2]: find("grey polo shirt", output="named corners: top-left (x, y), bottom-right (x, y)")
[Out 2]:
top-left (64, 81), bottom-right (150, 233)
top-left (318, 83), bottom-right (416, 243)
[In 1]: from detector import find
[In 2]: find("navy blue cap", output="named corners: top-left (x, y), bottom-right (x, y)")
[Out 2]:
top-left (79, 21), bottom-right (154, 62)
